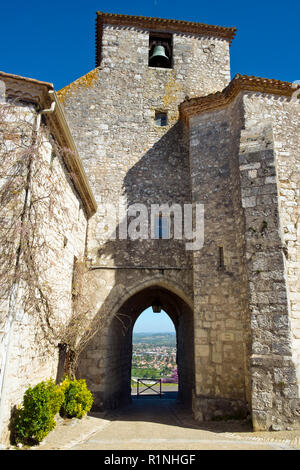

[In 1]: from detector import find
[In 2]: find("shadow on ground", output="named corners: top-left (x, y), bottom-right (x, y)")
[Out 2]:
top-left (89, 395), bottom-right (252, 434)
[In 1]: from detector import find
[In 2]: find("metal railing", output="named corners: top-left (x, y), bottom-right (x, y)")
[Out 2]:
top-left (136, 378), bottom-right (162, 398)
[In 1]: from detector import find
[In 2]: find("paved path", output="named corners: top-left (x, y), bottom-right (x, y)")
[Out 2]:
top-left (65, 397), bottom-right (297, 450)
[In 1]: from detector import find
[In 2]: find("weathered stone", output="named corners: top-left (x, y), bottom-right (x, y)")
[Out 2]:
top-left (1, 12), bottom-right (300, 444)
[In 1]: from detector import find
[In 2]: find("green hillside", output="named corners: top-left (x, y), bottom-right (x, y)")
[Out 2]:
top-left (132, 332), bottom-right (176, 347)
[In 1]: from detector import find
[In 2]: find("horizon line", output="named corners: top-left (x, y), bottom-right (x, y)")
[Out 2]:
top-left (133, 331), bottom-right (176, 334)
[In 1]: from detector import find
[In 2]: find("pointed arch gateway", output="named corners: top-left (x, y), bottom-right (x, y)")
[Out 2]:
top-left (78, 282), bottom-right (194, 411)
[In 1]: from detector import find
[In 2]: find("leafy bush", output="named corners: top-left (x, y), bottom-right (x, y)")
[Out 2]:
top-left (12, 379), bottom-right (64, 445)
top-left (59, 377), bottom-right (93, 419)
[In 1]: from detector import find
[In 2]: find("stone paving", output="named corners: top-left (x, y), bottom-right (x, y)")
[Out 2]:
top-left (34, 397), bottom-right (300, 451)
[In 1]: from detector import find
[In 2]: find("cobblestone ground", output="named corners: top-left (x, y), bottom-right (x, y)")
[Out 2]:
top-left (63, 397), bottom-right (299, 451)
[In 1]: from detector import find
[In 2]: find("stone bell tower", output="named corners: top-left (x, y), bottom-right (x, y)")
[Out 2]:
top-left (58, 12), bottom-right (300, 430)
top-left (58, 12), bottom-right (252, 421)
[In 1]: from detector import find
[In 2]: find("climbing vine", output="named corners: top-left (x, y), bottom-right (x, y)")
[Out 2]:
top-left (0, 98), bottom-right (101, 377)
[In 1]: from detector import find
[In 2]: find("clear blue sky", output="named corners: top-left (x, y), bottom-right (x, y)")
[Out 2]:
top-left (0, 0), bottom-right (299, 90)
top-left (134, 308), bottom-right (175, 333)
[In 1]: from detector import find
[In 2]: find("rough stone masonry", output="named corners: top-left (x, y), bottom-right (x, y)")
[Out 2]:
top-left (0, 11), bottom-right (299, 442)
top-left (57, 12), bottom-right (300, 431)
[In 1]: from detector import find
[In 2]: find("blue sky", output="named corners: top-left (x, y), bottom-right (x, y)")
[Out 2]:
top-left (0, 0), bottom-right (299, 90)
top-left (133, 308), bottom-right (175, 333)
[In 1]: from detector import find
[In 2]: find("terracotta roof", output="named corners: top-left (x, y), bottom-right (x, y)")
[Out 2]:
top-left (0, 71), bottom-right (53, 89)
top-left (96, 11), bottom-right (236, 67)
top-left (180, 74), bottom-right (300, 121)
top-left (0, 70), bottom-right (54, 108)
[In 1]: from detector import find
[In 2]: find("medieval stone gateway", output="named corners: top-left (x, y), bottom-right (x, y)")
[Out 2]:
top-left (0, 12), bottom-right (300, 443)
top-left (79, 279), bottom-right (194, 410)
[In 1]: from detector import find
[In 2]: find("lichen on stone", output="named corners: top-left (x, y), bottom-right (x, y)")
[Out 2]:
top-left (57, 68), bottom-right (99, 104)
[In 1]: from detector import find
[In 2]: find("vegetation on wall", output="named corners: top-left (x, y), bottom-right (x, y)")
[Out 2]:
top-left (0, 101), bottom-right (102, 377)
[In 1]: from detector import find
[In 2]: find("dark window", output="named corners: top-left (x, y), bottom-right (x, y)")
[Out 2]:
top-left (218, 247), bottom-right (225, 269)
top-left (155, 111), bottom-right (168, 127)
top-left (149, 33), bottom-right (172, 69)
top-left (155, 214), bottom-right (169, 239)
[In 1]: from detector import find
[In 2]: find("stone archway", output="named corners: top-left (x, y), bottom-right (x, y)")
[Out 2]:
top-left (78, 282), bottom-right (194, 411)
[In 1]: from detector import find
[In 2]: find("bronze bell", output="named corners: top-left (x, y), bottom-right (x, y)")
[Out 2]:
top-left (149, 45), bottom-right (170, 67)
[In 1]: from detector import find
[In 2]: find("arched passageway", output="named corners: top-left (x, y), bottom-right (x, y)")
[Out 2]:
top-left (131, 307), bottom-right (177, 389)
top-left (82, 285), bottom-right (194, 411)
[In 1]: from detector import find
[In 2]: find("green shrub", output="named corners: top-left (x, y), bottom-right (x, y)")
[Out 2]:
top-left (13, 379), bottom-right (64, 445)
top-left (59, 377), bottom-right (93, 419)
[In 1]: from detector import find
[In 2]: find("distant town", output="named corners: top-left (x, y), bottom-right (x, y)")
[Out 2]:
top-left (131, 333), bottom-right (178, 382)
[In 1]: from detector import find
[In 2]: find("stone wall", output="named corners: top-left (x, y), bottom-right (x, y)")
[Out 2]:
top-left (240, 92), bottom-right (300, 430)
top-left (186, 89), bottom-right (300, 429)
top-left (188, 95), bottom-right (251, 421)
top-left (60, 25), bottom-right (231, 266)
top-left (1, 14), bottom-right (298, 435)
top-left (0, 101), bottom-right (88, 444)
top-left (59, 24), bottom-right (233, 409)
top-left (58, 18), bottom-right (300, 429)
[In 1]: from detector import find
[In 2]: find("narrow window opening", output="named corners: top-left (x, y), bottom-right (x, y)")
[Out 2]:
top-left (158, 215), bottom-right (163, 239)
top-left (155, 214), bottom-right (169, 239)
top-left (218, 246), bottom-right (225, 269)
top-left (155, 111), bottom-right (168, 127)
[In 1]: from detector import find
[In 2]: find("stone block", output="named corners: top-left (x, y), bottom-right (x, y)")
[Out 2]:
top-left (212, 352), bottom-right (222, 364)
top-left (196, 345), bottom-right (210, 357)
top-left (242, 196), bottom-right (256, 208)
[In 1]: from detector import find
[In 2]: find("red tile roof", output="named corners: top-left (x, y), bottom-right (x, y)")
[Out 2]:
top-left (180, 74), bottom-right (300, 121)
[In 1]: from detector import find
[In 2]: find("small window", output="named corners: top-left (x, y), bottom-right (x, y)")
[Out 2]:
top-left (149, 33), bottom-right (172, 69)
top-left (155, 111), bottom-right (168, 127)
top-left (154, 214), bottom-right (170, 239)
top-left (218, 246), bottom-right (225, 269)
